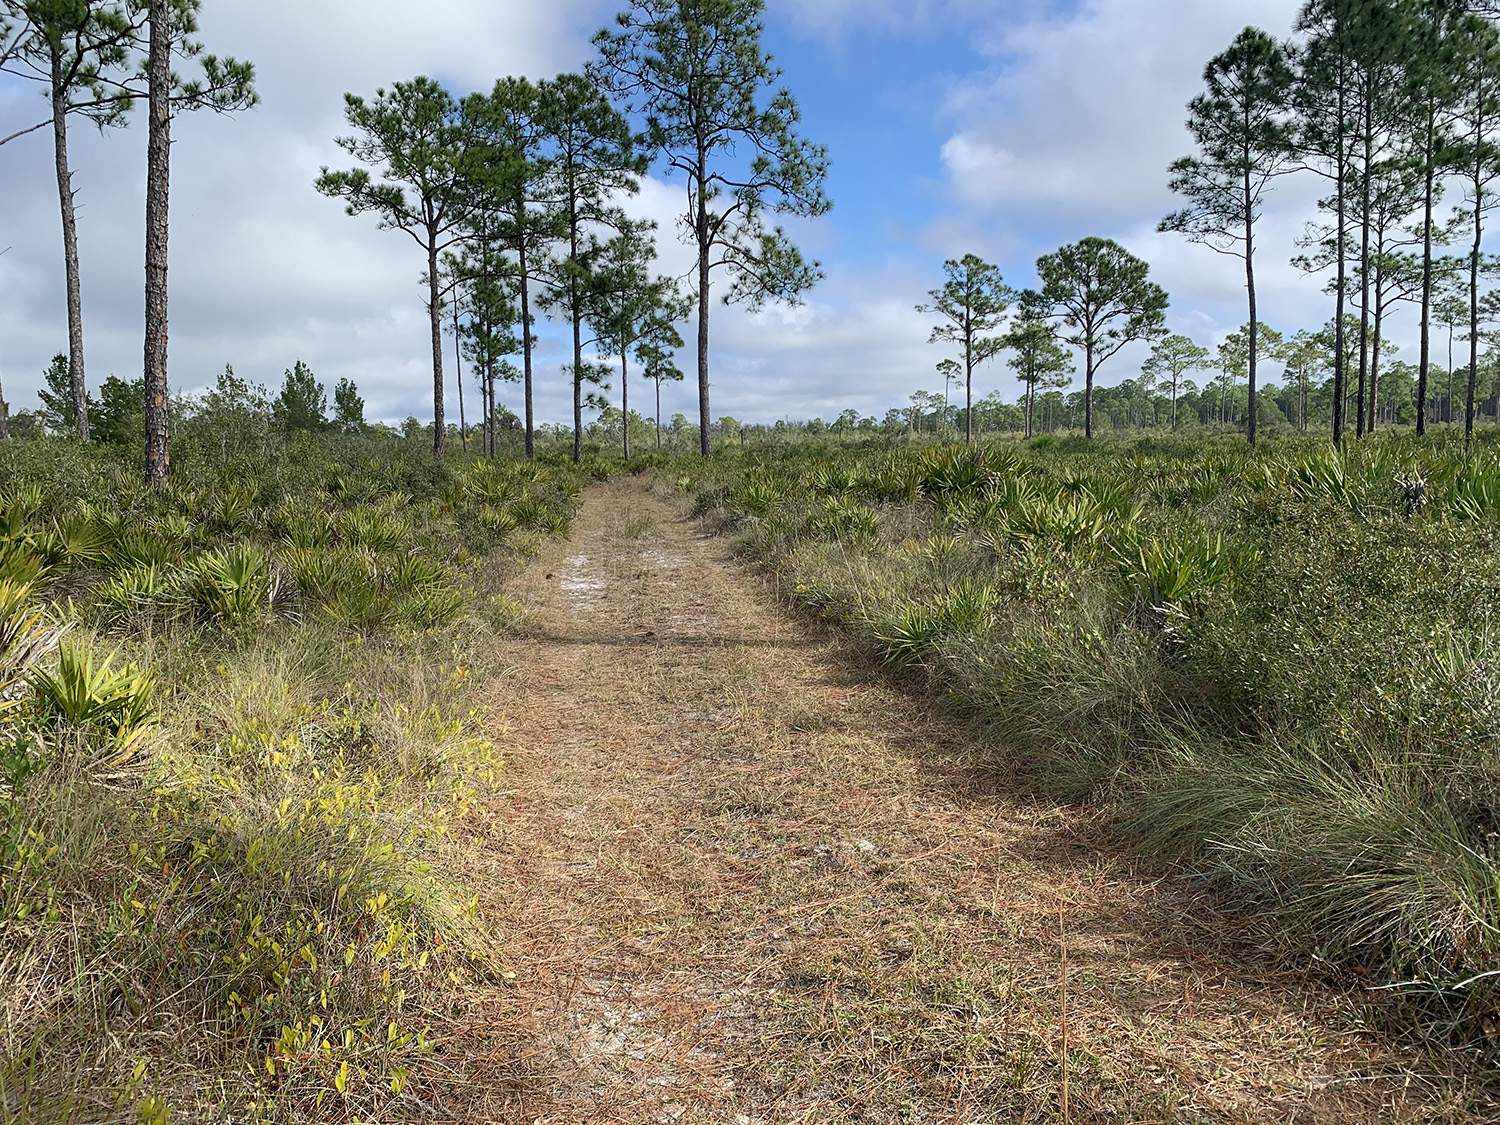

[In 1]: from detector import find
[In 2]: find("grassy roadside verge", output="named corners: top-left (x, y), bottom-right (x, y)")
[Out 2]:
top-left (0, 437), bottom-right (597, 1122)
top-left (676, 432), bottom-right (1500, 1057)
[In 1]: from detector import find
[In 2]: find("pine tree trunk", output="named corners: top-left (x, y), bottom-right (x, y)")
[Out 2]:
top-left (1468, 195), bottom-right (1482, 447)
top-left (621, 351), bottom-right (630, 461)
top-left (520, 255), bottom-right (535, 459)
top-left (51, 43), bottom-right (88, 439)
top-left (1245, 181), bottom-right (1257, 448)
top-left (427, 239), bottom-right (445, 455)
top-left (571, 268), bottom-right (583, 466)
top-left (655, 378), bottom-right (662, 451)
top-left (696, 257), bottom-right (711, 457)
top-left (1331, 51), bottom-right (1347, 447)
top-left (1417, 104), bottom-right (1436, 436)
top-left (1370, 285), bottom-right (1384, 432)
top-left (1084, 339), bottom-right (1094, 439)
top-left (1355, 103), bottom-right (1373, 440)
top-left (454, 298), bottom-right (466, 452)
top-left (696, 148), bottom-right (712, 458)
top-left (964, 342), bottom-right (973, 446)
top-left (142, 0), bottom-right (171, 486)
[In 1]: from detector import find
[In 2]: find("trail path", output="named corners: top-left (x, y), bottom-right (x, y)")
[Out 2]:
top-left (448, 476), bottom-right (1457, 1123)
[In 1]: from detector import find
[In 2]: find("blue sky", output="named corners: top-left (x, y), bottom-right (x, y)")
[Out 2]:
top-left (0, 0), bottom-right (1366, 429)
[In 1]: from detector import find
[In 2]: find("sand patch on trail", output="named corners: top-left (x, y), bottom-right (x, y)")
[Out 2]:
top-left (440, 476), bottom-right (1480, 1124)
top-left (558, 554), bottom-right (606, 607)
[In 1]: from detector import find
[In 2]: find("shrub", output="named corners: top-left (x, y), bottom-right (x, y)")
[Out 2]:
top-left (178, 545), bottom-right (273, 629)
top-left (28, 642), bottom-right (156, 745)
top-left (694, 434), bottom-right (1500, 1033)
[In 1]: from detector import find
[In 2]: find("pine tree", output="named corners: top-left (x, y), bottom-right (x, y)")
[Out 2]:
top-left (1037, 237), bottom-right (1168, 438)
top-left (593, 0), bottom-right (830, 455)
top-left (273, 361), bottom-right (327, 432)
top-left (1142, 334), bottom-right (1211, 431)
top-left (1161, 25), bottom-right (1296, 446)
top-left (587, 221), bottom-right (691, 461)
top-left (917, 254), bottom-right (1012, 445)
top-left (461, 77), bottom-right (561, 458)
top-left (1001, 290), bottom-right (1073, 438)
top-left (534, 72), bottom-right (644, 465)
top-left (333, 377), bottom-right (365, 434)
top-left (141, 0), bottom-right (255, 485)
top-left (1448, 11), bottom-right (1500, 445)
top-left (3, 0), bottom-right (146, 438)
top-left (316, 77), bottom-right (472, 456)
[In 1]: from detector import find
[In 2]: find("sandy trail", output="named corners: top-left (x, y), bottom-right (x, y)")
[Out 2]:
top-left (443, 476), bottom-right (1462, 1124)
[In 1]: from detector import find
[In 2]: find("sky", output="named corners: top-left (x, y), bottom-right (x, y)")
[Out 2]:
top-left (0, 0), bottom-right (1364, 429)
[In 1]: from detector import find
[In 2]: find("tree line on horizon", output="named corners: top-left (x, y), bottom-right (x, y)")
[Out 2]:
top-left (0, 0), bottom-right (830, 475)
top-left (922, 0), bottom-right (1500, 449)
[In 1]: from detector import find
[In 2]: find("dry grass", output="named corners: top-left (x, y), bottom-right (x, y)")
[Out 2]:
top-left (435, 476), bottom-right (1490, 1123)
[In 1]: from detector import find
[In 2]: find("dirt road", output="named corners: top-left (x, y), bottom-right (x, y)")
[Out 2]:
top-left (447, 476), bottom-right (1463, 1123)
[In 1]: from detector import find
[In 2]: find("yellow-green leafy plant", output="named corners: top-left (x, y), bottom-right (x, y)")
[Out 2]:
top-left (93, 566), bottom-right (173, 630)
top-left (337, 508), bottom-right (408, 552)
top-left (39, 510), bottom-right (111, 570)
top-left (0, 539), bottom-right (49, 587)
top-left (395, 585), bottom-right (466, 628)
top-left (108, 528), bottom-right (185, 572)
top-left (873, 576), bottom-right (1000, 665)
top-left (203, 483), bottom-right (259, 532)
top-left (0, 582), bottom-right (60, 735)
top-left (385, 553), bottom-right (448, 593)
top-left (1112, 527), bottom-right (1236, 623)
top-left (476, 503), bottom-right (517, 536)
top-left (1450, 457), bottom-right (1500, 522)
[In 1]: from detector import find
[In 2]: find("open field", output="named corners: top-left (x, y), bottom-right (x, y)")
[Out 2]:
top-left (5, 434), bottom-right (1500, 1120)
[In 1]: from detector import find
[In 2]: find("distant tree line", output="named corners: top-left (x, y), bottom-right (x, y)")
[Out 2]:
top-left (16, 355), bottom-right (368, 443)
top-left (1, 0), bottom-right (830, 473)
top-left (920, 0), bottom-right (1500, 448)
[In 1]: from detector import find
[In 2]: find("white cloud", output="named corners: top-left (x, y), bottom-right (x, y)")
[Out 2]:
top-left (936, 0), bottom-right (1305, 230)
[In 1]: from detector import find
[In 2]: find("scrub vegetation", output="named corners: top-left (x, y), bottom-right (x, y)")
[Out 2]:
top-left (684, 431), bottom-right (1500, 1045)
top-left (0, 432), bottom-right (587, 1120)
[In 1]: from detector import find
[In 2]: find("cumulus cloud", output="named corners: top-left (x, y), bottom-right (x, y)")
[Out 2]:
top-left (0, 0), bottom-right (613, 426)
top-left (936, 0), bottom-right (1305, 230)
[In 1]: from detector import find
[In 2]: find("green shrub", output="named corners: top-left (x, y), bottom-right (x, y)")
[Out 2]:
top-left (693, 433), bottom-right (1500, 1029)
top-left (29, 642), bottom-right (156, 744)
top-left (337, 507), bottom-right (408, 552)
top-left (1111, 526), bottom-right (1235, 620)
top-left (178, 545), bottom-right (272, 629)
top-left (94, 566), bottom-right (173, 629)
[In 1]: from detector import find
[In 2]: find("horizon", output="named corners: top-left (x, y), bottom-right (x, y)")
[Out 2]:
top-left (0, 0), bottom-right (1450, 432)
